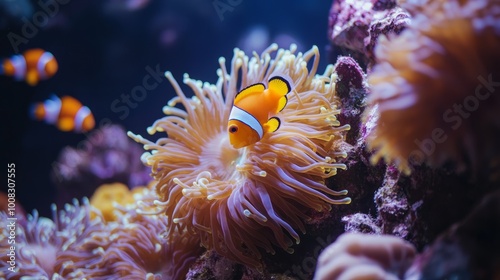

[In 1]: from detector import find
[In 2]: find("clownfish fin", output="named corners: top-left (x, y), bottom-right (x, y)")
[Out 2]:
top-left (264, 116), bottom-right (281, 133)
top-left (25, 70), bottom-right (39, 86)
top-left (235, 83), bottom-right (265, 103)
top-left (277, 95), bottom-right (288, 112)
top-left (268, 76), bottom-right (291, 96)
top-left (57, 117), bottom-right (75, 132)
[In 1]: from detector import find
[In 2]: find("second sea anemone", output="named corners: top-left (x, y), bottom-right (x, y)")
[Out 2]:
top-left (102, 208), bottom-right (202, 280)
top-left (366, 0), bottom-right (500, 174)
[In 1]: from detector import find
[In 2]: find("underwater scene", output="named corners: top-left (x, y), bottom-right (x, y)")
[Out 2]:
top-left (1, 0), bottom-right (500, 279)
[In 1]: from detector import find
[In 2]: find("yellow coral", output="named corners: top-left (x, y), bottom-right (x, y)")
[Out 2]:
top-left (90, 183), bottom-right (134, 222)
top-left (129, 44), bottom-right (351, 267)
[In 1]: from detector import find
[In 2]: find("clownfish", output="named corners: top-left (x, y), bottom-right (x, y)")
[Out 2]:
top-left (1, 48), bottom-right (58, 86)
top-left (30, 95), bottom-right (95, 133)
top-left (228, 76), bottom-right (292, 149)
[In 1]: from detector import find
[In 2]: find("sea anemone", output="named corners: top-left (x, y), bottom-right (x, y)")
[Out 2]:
top-left (0, 199), bottom-right (110, 279)
top-left (366, 0), bottom-right (500, 174)
top-left (58, 185), bottom-right (198, 279)
top-left (0, 211), bottom-right (58, 279)
top-left (53, 199), bottom-right (112, 279)
top-left (129, 43), bottom-right (351, 267)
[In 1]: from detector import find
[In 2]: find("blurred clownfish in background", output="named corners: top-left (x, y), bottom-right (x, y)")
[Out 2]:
top-left (1, 48), bottom-right (58, 86)
top-left (228, 75), bottom-right (292, 149)
top-left (30, 95), bottom-right (95, 133)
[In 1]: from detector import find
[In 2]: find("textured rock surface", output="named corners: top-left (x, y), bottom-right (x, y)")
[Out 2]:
top-left (186, 251), bottom-right (273, 280)
top-left (328, 0), bottom-right (409, 68)
top-left (406, 190), bottom-right (500, 279)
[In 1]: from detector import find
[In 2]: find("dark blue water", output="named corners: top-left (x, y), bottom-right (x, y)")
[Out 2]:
top-left (0, 0), bottom-right (333, 217)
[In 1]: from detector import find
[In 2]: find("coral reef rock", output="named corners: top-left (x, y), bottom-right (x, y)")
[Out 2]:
top-left (328, 0), bottom-right (409, 67)
top-left (406, 190), bottom-right (500, 280)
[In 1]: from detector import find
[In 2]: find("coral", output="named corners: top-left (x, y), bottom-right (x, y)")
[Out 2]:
top-left (372, 0), bottom-right (397, 11)
top-left (185, 250), bottom-right (297, 279)
top-left (373, 166), bottom-right (412, 238)
top-left (314, 232), bottom-right (416, 280)
top-left (333, 56), bottom-right (368, 144)
top-left (320, 2), bottom-right (500, 280)
top-left (129, 44), bottom-right (351, 267)
top-left (364, 6), bottom-right (410, 62)
top-left (405, 189), bottom-right (500, 280)
top-left (344, 154), bottom-right (496, 251)
top-left (328, 0), bottom-right (409, 67)
top-left (320, 55), bottom-right (386, 239)
top-left (342, 213), bottom-right (380, 234)
top-left (187, 251), bottom-right (240, 279)
top-left (89, 182), bottom-right (135, 222)
top-left (334, 60), bottom-right (496, 248)
top-left (316, 190), bottom-right (500, 280)
top-left (366, 0), bottom-right (500, 174)
top-left (51, 124), bottom-right (151, 206)
top-left (329, 0), bottom-right (373, 55)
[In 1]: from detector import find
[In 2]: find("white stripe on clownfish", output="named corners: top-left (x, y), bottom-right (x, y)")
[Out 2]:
top-left (229, 105), bottom-right (264, 139)
top-left (44, 95), bottom-right (62, 125)
top-left (37, 52), bottom-right (55, 79)
top-left (73, 106), bottom-right (91, 133)
top-left (10, 54), bottom-right (26, 80)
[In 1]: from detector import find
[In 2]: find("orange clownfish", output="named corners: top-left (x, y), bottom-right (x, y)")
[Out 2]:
top-left (228, 76), bottom-right (292, 149)
top-left (31, 95), bottom-right (95, 133)
top-left (1, 48), bottom-right (58, 86)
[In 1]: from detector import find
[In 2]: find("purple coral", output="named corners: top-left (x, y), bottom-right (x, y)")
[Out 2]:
top-left (364, 7), bottom-right (409, 62)
top-left (328, 0), bottom-right (409, 66)
top-left (51, 124), bottom-right (150, 206)
top-left (333, 56), bottom-right (368, 144)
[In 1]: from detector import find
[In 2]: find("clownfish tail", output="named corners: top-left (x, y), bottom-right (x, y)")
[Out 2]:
top-left (29, 103), bottom-right (40, 120)
top-left (268, 75), bottom-right (293, 96)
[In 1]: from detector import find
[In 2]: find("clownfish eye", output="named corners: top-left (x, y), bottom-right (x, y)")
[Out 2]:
top-left (229, 125), bottom-right (238, 133)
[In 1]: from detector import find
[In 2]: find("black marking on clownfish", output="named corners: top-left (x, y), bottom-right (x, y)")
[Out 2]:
top-left (278, 95), bottom-right (288, 112)
top-left (234, 83), bottom-right (265, 103)
top-left (268, 76), bottom-right (292, 95)
top-left (265, 116), bottom-right (281, 133)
